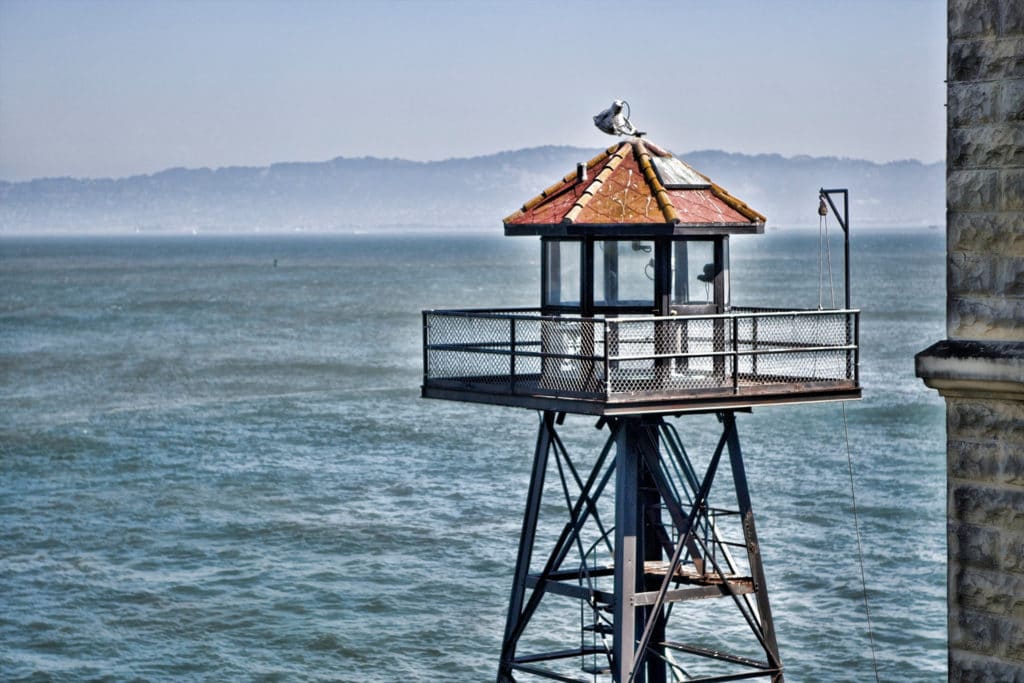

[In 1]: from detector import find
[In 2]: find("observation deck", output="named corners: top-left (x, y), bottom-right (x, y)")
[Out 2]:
top-left (422, 306), bottom-right (860, 416)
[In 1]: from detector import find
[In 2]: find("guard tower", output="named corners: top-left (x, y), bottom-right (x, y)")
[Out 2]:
top-left (422, 123), bottom-right (859, 682)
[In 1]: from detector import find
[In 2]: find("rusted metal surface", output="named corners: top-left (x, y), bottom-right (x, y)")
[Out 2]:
top-left (512, 176), bottom-right (588, 227)
top-left (564, 145), bottom-right (630, 224)
top-left (575, 152), bottom-right (662, 225)
top-left (433, 108), bottom-right (857, 679)
top-left (422, 307), bottom-right (860, 416)
top-left (633, 140), bottom-right (680, 224)
top-left (516, 145), bottom-right (621, 215)
top-left (507, 144), bottom-right (623, 226)
top-left (497, 412), bottom-right (786, 682)
top-left (505, 141), bottom-right (765, 232)
top-left (667, 188), bottom-right (751, 224)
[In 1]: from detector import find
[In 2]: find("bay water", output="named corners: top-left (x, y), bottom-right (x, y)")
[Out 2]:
top-left (1, 230), bottom-right (946, 680)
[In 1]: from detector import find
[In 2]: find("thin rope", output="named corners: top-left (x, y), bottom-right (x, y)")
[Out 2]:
top-left (818, 210), bottom-right (836, 309)
top-left (824, 214), bottom-right (836, 308)
top-left (841, 401), bottom-right (881, 682)
top-left (818, 213), bottom-right (824, 309)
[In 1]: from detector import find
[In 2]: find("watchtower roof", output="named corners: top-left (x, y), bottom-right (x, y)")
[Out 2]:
top-left (504, 139), bottom-right (766, 236)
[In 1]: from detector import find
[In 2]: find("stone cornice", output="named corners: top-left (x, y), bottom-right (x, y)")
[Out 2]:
top-left (916, 339), bottom-right (1024, 400)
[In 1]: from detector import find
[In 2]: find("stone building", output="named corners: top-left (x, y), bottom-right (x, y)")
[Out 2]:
top-left (915, 0), bottom-right (1024, 679)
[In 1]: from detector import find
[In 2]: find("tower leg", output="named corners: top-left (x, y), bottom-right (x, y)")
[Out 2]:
top-left (494, 411), bottom-right (784, 682)
top-left (723, 411), bottom-right (785, 681)
top-left (498, 411), bottom-right (555, 683)
top-left (615, 417), bottom-right (669, 683)
top-left (613, 419), bottom-right (641, 682)
top-left (639, 421), bottom-right (667, 683)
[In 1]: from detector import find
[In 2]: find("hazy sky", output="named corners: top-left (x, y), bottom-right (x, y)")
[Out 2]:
top-left (0, 0), bottom-right (946, 181)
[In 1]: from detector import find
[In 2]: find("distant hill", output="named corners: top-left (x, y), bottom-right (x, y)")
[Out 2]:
top-left (0, 146), bottom-right (943, 234)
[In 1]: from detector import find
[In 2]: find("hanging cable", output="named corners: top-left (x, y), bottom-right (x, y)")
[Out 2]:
top-left (818, 196), bottom-right (836, 309)
top-left (841, 401), bottom-right (881, 682)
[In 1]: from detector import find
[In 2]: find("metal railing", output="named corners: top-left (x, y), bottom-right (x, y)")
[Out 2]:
top-left (423, 307), bottom-right (859, 402)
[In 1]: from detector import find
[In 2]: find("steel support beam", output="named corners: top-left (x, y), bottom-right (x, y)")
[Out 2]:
top-left (614, 419), bottom-right (642, 682)
top-left (722, 412), bottom-right (784, 681)
top-left (496, 411), bottom-right (784, 683)
top-left (499, 411), bottom-right (556, 682)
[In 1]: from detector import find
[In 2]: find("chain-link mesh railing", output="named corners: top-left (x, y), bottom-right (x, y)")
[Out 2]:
top-left (423, 308), bottom-right (858, 402)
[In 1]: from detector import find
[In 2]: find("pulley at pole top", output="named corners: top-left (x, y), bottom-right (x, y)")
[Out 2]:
top-left (818, 188), bottom-right (852, 311)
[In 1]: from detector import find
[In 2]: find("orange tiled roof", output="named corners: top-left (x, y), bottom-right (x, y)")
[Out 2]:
top-left (504, 140), bottom-right (765, 230)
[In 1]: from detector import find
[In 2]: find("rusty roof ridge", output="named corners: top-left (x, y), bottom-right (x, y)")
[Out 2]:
top-left (562, 141), bottom-right (630, 225)
top-left (689, 165), bottom-right (767, 223)
top-left (711, 187), bottom-right (766, 223)
top-left (504, 144), bottom-right (620, 224)
top-left (633, 140), bottom-right (681, 224)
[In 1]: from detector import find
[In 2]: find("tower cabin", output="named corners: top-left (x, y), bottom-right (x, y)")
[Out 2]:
top-left (422, 139), bottom-right (860, 415)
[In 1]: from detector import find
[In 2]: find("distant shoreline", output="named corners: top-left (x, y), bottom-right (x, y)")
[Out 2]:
top-left (0, 147), bottom-right (944, 236)
top-left (0, 225), bottom-right (947, 241)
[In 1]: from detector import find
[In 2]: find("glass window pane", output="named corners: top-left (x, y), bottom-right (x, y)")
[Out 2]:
top-left (544, 241), bottom-right (581, 307)
top-left (672, 241), bottom-right (715, 305)
top-left (594, 240), bottom-right (655, 307)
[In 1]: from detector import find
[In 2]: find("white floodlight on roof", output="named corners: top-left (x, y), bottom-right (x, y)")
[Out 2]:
top-left (593, 100), bottom-right (645, 137)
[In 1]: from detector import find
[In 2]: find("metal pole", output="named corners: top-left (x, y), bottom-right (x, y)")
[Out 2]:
top-left (614, 418), bottom-right (642, 682)
top-left (820, 188), bottom-right (853, 384)
top-left (843, 191), bottom-right (850, 310)
top-left (498, 411), bottom-right (555, 682)
top-left (604, 320), bottom-right (612, 400)
top-left (629, 419), bottom-right (730, 682)
top-left (819, 188), bottom-right (850, 311)
top-left (722, 411), bottom-right (784, 681)
top-left (854, 313), bottom-right (861, 384)
top-left (732, 315), bottom-right (740, 394)
top-left (422, 311), bottom-right (429, 391)
top-left (640, 420), bottom-right (666, 683)
top-left (510, 317), bottom-right (517, 394)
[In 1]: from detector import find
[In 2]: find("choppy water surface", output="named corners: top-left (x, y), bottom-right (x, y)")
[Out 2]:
top-left (1, 230), bottom-right (946, 680)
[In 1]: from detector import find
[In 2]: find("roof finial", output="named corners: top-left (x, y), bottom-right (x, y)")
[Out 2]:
top-left (593, 99), bottom-right (645, 137)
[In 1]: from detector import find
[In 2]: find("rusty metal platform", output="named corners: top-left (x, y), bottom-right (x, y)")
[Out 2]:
top-left (423, 307), bottom-right (860, 415)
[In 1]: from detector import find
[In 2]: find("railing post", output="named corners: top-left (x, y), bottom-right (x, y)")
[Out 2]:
top-left (731, 315), bottom-right (739, 394)
top-left (603, 319), bottom-right (612, 400)
top-left (582, 316), bottom-right (596, 392)
top-left (853, 312), bottom-right (860, 384)
top-left (510, 317), bottom-right (517, 394)
top-left (422, 311), bottom-right (430, 389)
top-left (751, 315), bottom-right (759, 378)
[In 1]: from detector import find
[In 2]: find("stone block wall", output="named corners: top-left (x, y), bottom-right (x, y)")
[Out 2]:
top-left (947, 0), bottom-right (1024, 341)
top-left (947, 397), bottom-right (1024, 679)
top-left (935, 1), bottom-right (1024, 679)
